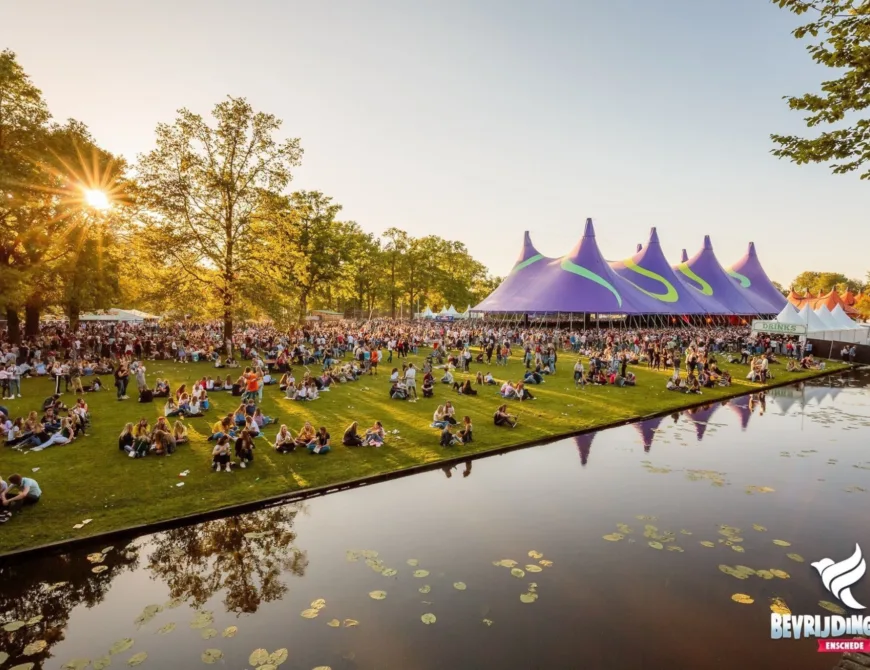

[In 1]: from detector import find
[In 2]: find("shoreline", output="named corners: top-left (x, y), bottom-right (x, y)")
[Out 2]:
top-left (0, 363), bottom-right (854, 563)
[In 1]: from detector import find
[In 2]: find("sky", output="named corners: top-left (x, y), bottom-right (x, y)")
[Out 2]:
top-left (2, 0), bottom-right (866, 286)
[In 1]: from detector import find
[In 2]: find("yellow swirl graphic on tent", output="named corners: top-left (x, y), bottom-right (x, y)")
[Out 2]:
top-left (622, 260), bottom-right (679, 302)
top-left (511, 254), bottom-right (543, 274)
top-left (560, 259), bottom-right (622, 307)
top-left (677, 263), bottom-right (714, 296)
top-left (727, 269), bottom-right (751, 289)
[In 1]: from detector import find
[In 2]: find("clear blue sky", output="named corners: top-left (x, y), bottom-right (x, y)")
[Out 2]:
top-left (2, 0), bottom-right (865, 285)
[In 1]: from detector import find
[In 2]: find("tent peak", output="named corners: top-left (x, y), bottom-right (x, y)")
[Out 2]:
top-left (703, 235), bottom-right (713, 251)
top-left (636, 243), bottom-right (642, 252)
top-left (680, 249), bottom-right (688, 263)
top-left (583, 218), bottom-right (595, 238)
top-left (523, 230), bottom-right (531, 245)
top-left (747, 241), bottom-right (757, 257)
top-left (648, 227), bottom-right (660, 245)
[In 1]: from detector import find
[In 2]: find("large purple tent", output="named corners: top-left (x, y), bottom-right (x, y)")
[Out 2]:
top-left (726, 242), bottom-right (787, 313)
top-left (611, 227), bottom-right (718, 315)
top-left (672, 236), bottom-right (765, 315)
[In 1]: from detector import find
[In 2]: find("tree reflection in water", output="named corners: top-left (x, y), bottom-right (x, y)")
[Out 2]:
top-left (0, 543), bottom-right (141, 667)
top-left (147, 504), bottom-right (308, 614)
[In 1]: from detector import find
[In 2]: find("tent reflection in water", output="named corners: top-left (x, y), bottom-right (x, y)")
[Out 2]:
top-left (686, 403), bottom-right (720, 441)
top-left (633, 416), bottom-right (663, 452)
top-left (574, 433), bottom-right (595, 466)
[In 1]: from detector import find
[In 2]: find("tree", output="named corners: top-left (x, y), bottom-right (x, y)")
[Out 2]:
top-left (789, 270), bottom-right (863, 293)
top-left (771, 1), bottom-right (870, 178)
top-left (137, 96), bottom-right (302, 345)
top-left (771, 280), bottom-right (788, 296)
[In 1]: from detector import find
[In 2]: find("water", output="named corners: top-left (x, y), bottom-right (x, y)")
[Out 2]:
top-left (2, 370), bottom-right (870, 670)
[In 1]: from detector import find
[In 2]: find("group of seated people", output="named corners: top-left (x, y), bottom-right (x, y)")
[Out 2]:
top-left (499, 380), bottom-right (537, 400)
top-left (119, 416), bottom-right (188, 457)
top-left (210, 428), bottom-right (258, 470)
top-left (2, 394), bottom-right (89, 451)
top-left (786, 355), bottom-right (824, 372)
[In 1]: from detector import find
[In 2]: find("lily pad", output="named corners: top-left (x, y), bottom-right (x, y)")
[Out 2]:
top-left (602, 533), bottom-right (624, 542)
top-left (770, 597), bottom-right (791, 615)
top-left (680, 529), bottom-right (692, 535)
top-left (87, 553), bottom-right (105, 564)
top-left (648, 541), bottom-right (663, 550)
top-left (407, 559), bottom-right (419, 566)
top-left (312, 667), bottom-right (332, 670)
top-left (524, 565), bottom-right (543, 573)
top-left (493, 559), bottom-right (517, 568)
top-left (819, 600), bottom-right (846, 615)
top-left (268, 648), bottom-right (288, 665)
top-left (127, 652), bottom-right (148, 667)
top-left (419, 585), bottom-right (431, 594)
top-left (731, 593), bottom-right (754, 604)
top-left (666, 545), bottom-right (684, 552)
top-left (134, 605), bottom-right (162, 627)
top-left (752, 524), bottom-right (767, 532)
top-left (92, 565), bottom-right (109, 574)
top-left (62, 662), bottom-right (89, 670)
top-left (731, 545), bottom-right (745, 553)
top-left (520, 592), bottom-right (538, 603)
top-left (249, 649), bottom-right (269, 667)
top-left (756, 570), bottom-right (774, 580)
top-left (24, 615), bottom-right (42, 626)
top-left (189, 611), bottom-right (214, 629)
top-left (157, 623), bottom-right (176, 635)
top-left (539, 560), bottom-right (553, 567)
top-left (413, 570), bottom-right (429, 578)
top-left (94, 656), bottom-right (112, 670)
top-left (101, 546), bottom-right (114, 554)
top-left (786, 553), bottom-right (804, 563)
top-left (770, 569), bottom-right (790, 579)
top-left (421, 613), bottom-right (437, 624)
top-left (3, 620), bottom-right (25, 632)
top-left (110, 638), bottom-right (135, 655)
top-left (528, 550), bottom-right (543, 559)
top-left (482, 618), bottom-right (494, 626)
top-left (201, 649), bottom-right (223, 665)
top-left (327, 619), bottom-right (341, 627)
top-left (510, 568), bottom-right (525, 578)
top-left (221, 626), bottom-right (237, 638)
top-left (22, 640), bottom-right (48, 656)
top-left (772, 540), bottom-right (791, 547)
top-left (360, 550), bottom-right (379, 558)
top-left (301, 609), bottom-right (320, 618)
top-left (699, 541), bottom-right (715, 548)
top-left (369, 590), bottom-right (387, 600)
top-left (382, 568), bottom-right (397, 577)
top-left (201, 628), bottom-right (217, 640)
top-left (12, 664), bottom-right (36, 670)
top-left (311, 598), bottom-right (326, 609)
top-left (343, 619), bottom-right (359, 628)
top-left (453, 582), bottom-right (467, 590)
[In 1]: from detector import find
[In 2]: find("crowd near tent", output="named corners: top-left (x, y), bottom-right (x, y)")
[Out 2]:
top-left (472, 220), bottom-right (788, 318)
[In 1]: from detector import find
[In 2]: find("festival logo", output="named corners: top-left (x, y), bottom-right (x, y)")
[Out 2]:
top-left (812, 544), bottom-right (866, 610)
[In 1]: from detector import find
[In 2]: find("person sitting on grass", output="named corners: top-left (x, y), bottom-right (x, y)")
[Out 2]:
top-left (208, 416), bottom-right (233, 441)
top-left (440, 423), bottom-right (460, 447)
top-left (309, 426), bottom-right (331, 454)
top-left (295, 422), bottom-right (316, 450)
top-left (687, 376), bottom-right (702, 394)
top-left (363, 421), bottom-right (385, 447)
top-left (28, 419), bottom-right (74, 451)
top-left (173, 420), bottom-right (188, 445)
top-left (253, 408), bottom-right (275, 430)
top-left (516, 381), bottom-right (535, 401)
top-left (454, 379), bottom-right (478, 396)
top-left (343, 421), bottom-right (363, 447)
top-left (483, 371), bottom-right (496, 385)
top-left (500, 381), bottom-right (518, 399)
top-left (130, 418), bottom-right (151, 458)
top-left (119, 422), bottom-right (135, 456)
top-left (152, 429), bottom-right (174, 455)
top-left (389, 368), bottom-right (400, 383)
top-left (235, 429), bottom-right (255, 468)
top-left (494, 404), bottom-right (518, 428)
top-left (421, 376), bottom-right (434, 398)
top-left (441, 369), bottom-right (454, 385)
top-left (223, 375), bottom-right (233, 391)
top-left (523, 369), bottom-right (543, 385)
top-left (233, 404), bottom-right (247, 426)
top-left (244, 415), bottom-right (261, 438)
top-left (2, 474), bottom-right (41, 513)
top-left (432, 405), bottom-right (449, 429)
top-left (458, 415), bottom-right (473, 443)
top-left (475, 371), bottom-right (484, 385)
top-left (274, 424), bottom-right (295, 453)
top-left (390, 379), bottom-right (409, 400)
top-left (212, 436), bottom-right (232, 472)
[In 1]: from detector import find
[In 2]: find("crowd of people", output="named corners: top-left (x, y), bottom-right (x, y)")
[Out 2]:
top-left (0, 316), bottom-right (831, 517)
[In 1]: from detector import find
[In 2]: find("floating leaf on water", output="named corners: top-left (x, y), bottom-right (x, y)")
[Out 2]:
top-left (61, 662), bottom-right (89, 670)
top-left (360, 550), bottom-right (379, 559)
top-left (243, 532), bottom-right (264, 539)
top-left (770, 569), bottom-right (790, 579)
top-left (635, 515), bottom-right (657, 521)
top-left (482, 618), bottom-right (494, 626)
top-left (602, 533), bottom-right (624, 542)
top-left (0, 654), bottom-right (7, 666)
top-left (520, 592), bottom-right (538, 603)
top-left (419, 585), bottom-right (431, 594)
top-left (382, 568), bottom-right (398, 577)
top-left (110, 638), bottom-right (135, 655)
top-left (343, 619), bottom-right (359, 628)
top-left (94, 656), bottom-right (111, 670)
top-left (819, 600), bottom-right (846, 615)
top-left (666, 545), bottom-right (684, 552)
top-left (10, 664), bottom-right (35, 670)
top-left (648, 541), bottom-right (663, 550)
top-left (453, 582), bottom-right (467, 591)
top-left (524, 565), bottom-right (543, 573)
top-left (413, 570), bottom-right (429, 578)
top-left (127, 652), bottom-right (148, 667)
top-left (719, 565), bottom-right (750, 580)
top-left (249, 649), bottom-right (270, 667)
top-left (201, 649), bottom-right (223, 665)
top-left (493, 559), bottom-right (517, 568)
top-left (770, 597), bottom-right (791, 615)
top-left (731, 545), bottom-right (745, 553)
top-left (221, 626), bottom-right (237, 638)
top-left (346, 550), bottom-right (360, 562)
top-left (134, 605), bottom-right (162, 627)
top-left (539, 560), bottom-right (553, 567)
top-left (616, 523), bottom-right (633, 534)
top-left (746, 485), bottom-right (776, 494)
top-left (680, 530), bottom-right (692, 535)
top-left (87, 553), bottom-right (106, 564)
top-left (699, 541), bottom-right (715, 548)
top-left (201, 628), bottom-right (217, 640)
top-left (406, 559), bottom-right (420, 567)
top-left (312, 667), bottom-right (332, 670)
top-left (189, 611), bottom-right (214, 629)
top-left (756, 570), bottom-right (774, 580)
top-left (528, 550), bottom-right (543, 559)
top-left (311, 598), bottom-right (326, 610)
top-left (268, 648), bottom-right (288, 665)
top-left (510, 568), bottom-right (525, 578)
top-left (301, 609), bottom-right (320, 619)
top-left (369, 591), bottom-right (387, 600)
top-left (92, 565), bottom-right (109, 574)
top-left (101, 546), bottom-right (114, 554)
top-left (2, 620), bottom-right (24, 632)
top-left (786, 553), bottom-right (805, 563)
top-left (157, 622), bottom-right (176, 635)
top-left (752, 524), bottom-right (767, 532)
top-left (327, 619), bottom-right (341, 627)
top-left (22, 640), bottom-right (48, 656)
top-left (163, 598), bottom-right (183, 610)
top-left (731, 594), bottom-right (754, 605)
top-left (772, 540), bottom-right (791, 547)
top-left (421, 613), bottom-right (437, 625)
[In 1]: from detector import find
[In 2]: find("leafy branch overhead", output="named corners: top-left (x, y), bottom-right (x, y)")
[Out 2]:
top-left (771, 0), bottom-right (870, 178)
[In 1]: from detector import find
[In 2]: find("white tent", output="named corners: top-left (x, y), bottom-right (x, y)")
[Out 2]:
top-left (446, 305), bottom-right (460, 317)
top-left (422, 307), bottom-right (434, 319)
top-left (774, 302), bottom-right (805, 326)
top-left (79, 308), bottom-right (148, 323)
top-left (831, 304), bottom-right (860, 329)
top-left (814, 305), bottom-right (839, 330)
top-left (798, 304), bottom-right (828, 333)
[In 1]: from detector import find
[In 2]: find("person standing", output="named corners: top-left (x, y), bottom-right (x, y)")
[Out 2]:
top-left (405, 363), bottom-right (417, 399)
top-left (114, 363), bottom-right (130, 401)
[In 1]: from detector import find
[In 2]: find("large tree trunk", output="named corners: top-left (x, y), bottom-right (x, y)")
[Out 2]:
top-left (298, 293), bottom-right (308, 322)
top-left (67, 299), bottom-right (81, 331)
top-left (24, 300), bottom-right (41, 338)
top-left (5, 307), bottom-right (21, 344)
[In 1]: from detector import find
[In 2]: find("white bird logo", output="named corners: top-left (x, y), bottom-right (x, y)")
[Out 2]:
top-left (811, 543), bottom-right (866, 610)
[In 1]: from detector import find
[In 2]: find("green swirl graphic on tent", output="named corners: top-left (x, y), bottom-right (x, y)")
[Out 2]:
top-left (727, 269), bottom-right (751, 289)
top-left (622, 260), bottom-right (679, 303)
top-left (677, 263), bottom-right (713, 296)
top-left (560, 259), bottom-right (622, 307)
top-left (510, 253), bottom-right (544, 274)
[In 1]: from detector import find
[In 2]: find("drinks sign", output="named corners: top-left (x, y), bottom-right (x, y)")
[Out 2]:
top-left (752, 320), bottom-right (807, 335)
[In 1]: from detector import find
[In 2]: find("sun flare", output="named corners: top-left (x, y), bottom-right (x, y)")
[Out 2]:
top-left (84, 188), bottom-right (111, 211)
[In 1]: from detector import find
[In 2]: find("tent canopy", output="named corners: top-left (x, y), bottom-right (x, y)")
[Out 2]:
top-left (727, 242), bottom-right (787, 312)
top-left (774, 302), bottom-right (805, 326)
top-left (798, 304), bottom-right (829, 333)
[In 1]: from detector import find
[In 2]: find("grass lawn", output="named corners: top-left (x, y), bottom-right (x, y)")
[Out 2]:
top-left (0, 349), bottom-right (847, 554)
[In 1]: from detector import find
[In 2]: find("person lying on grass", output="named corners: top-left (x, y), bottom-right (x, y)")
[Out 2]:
top-left (363, 421), bottom-right (385, 447)
top-left (309, 426), bottom-right (331, 454)
top-left (212, 436), bottom-right (232, 471)
top-left (235, 429), bottom-right (255, 468)
top-left (1, 474), bottom-right (41, 514)
top-left (493, 404), bottom-right (518, 428)
top-left (28, 418), bottom-right (74, 451)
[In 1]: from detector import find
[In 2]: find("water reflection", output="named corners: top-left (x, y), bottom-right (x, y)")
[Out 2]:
top-left (442, 461), bottom-right (473, 479)
top-left (574, 433), bottom-right (594, 465)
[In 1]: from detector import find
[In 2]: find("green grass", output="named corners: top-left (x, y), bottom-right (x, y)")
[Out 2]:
top-left (0, 349), bottom-right (846, 553)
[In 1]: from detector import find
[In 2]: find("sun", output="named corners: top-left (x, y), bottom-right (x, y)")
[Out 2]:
top-left (84, 189), bottom-right (111, 211)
